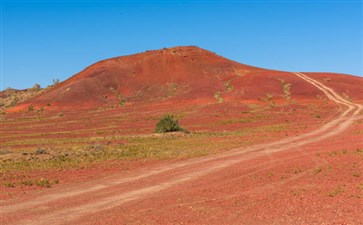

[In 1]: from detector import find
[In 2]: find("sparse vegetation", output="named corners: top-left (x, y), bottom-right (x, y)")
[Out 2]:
top-left (9, 96), bottom-right (19, 107)
top-left (328, 185), bottom-right (345, 197)
top-left (214, 91), bottom-right (223, 103)
top-left (0, 85), bottom-right (46, 111)
top-left (167, 83), bottom-right (178, 97)
top-left (224, 81), bottom-right (233, 92)
top-left (221, 118), bottom-right (253, 124)
top-left (20, 180), bottom-right (34, 186)
top-left (4, 181), bottom-right (16, 188)
top-left (327, 149), bottom-right (349, 156)
top-left (278, 79), bottom-right (292, 100)
top-left (155, 114), bottom-right (186, 133)
top-left (28, 105), bottom-right (34, 112)
top-left (314, 166), bottom-right (322, 174)
top-left (268, 171), bottom-right (274, 178)
top-left (119, 99), bottom-right (126, 106)
top-left (35, 178), bottom-right (59, 188)
top-left (32, 84), bottom-right (41, 91)
top-left (4, 178), bottom-right (59, 188)
top-left (292, 188), bottom-right (306, 196)
top-left (356, 148), bottom-right (363, 157)
top-left (0, 149), bottom-right (12, 155)
top-left (109, 87), bottom-right (127, 106)
top-left (35, 148), bottom-right (48, 155)
top-left (352, 172), bottom-right (360, 177)
top-left (52, 79), bottom-right (60, 86)
top-left (0, 121), bottom-right (291, 173)
top-left (264, 93), bottom-right (273, 102)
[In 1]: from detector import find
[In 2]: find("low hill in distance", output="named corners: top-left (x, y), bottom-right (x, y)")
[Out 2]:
top-left (4, 46), bottom-right (363, 113)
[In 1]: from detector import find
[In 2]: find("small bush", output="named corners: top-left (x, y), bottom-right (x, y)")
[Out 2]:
top-left (155, 114), bottom-right (186, 133)
top-left (52, 79), bottom-right (60, 86)
top-left (28, 105), bottom-right (34, 111)
top-left (32, 83), bottom-right (41, 91)
top-left (35, 148), bottom-right (47, 155)
top-left (214, 92), bottom-right (223, 103)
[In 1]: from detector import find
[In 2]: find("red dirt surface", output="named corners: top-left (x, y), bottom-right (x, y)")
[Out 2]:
top-left (1, 47), bottom-right (363, 224)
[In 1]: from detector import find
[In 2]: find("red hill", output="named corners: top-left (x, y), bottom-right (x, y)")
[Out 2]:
top-left (7, 46), bottom-right (363, 112)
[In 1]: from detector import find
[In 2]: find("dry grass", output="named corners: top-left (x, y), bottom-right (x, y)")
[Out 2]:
top-left (0, 121), bottom-right (293, 173)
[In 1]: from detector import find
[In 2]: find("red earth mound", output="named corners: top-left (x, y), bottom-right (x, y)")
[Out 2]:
top-left (7, 46), bottom-right (363, 113)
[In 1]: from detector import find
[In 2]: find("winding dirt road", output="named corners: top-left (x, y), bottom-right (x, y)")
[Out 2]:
top-left (1, 73), bottom-right (362, 225)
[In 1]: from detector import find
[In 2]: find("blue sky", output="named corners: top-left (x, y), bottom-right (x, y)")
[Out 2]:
top-left (1, 0), bottom-right (362, 90)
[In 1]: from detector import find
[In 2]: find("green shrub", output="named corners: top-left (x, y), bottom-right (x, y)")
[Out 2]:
top-left (28, 105), bottom-right (34, 111)
top-left (155, 114), bottom-right (186, 133)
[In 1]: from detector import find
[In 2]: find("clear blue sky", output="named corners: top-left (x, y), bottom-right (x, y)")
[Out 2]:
top-left (1, 0), bottom-right (362, 90)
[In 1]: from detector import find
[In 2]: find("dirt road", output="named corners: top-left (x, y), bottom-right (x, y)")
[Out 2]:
top-left (1, 73), bottom-right (362, 225)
